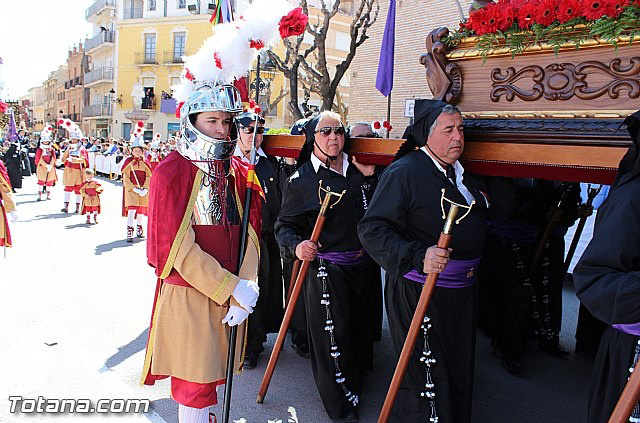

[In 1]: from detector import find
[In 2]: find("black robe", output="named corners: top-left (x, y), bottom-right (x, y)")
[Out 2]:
top-left (478, 179), bottom-right (580, 356)
top-left (574, 176), bottom-right (640, 423)
top-left (275, 159), bottom-right (378, 419)
top-left (2, 145), bottom-right (23, 189)
top-left (358, 150), bottom-right (487, 423)
top-left (246, 154), bottom-right (286, 355)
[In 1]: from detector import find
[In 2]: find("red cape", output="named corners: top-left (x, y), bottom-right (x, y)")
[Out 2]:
top-left (35, 148), bottom-right (57, 167)
top-left (146, 151), bottom-right (262, 278)
top-left (121, 156), bottom-right (152, 217)
top-left (0, 161), bottom-right (12, 247)
top-left (0, 161), bottom-right (11, 190)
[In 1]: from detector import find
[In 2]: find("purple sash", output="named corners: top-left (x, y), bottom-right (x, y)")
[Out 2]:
top-left (403, 257), bottom-right (481, 289)
top-left (613, 323), bottom-right (640, 336)
top-left (316, 249), bottom-right (367, 266)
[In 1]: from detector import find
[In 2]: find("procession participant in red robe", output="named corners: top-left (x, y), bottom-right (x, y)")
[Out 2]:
top-left (79, 169), bottom-right (103, 225)
top-left (59, 120), bottom-right (89, 213)
top-left (147, 134), bottom-right (164, 172)
top-left (121, 131), bottom-right (152, 242)
top-left (35, 125), bottom-right (57, 201)
top-left (0, 160), bottom-right (16, 248)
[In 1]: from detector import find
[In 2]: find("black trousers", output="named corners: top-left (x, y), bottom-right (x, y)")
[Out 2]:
top-left (246, 233), bottom-right (285, 354)
top-left (304, 259), bottom-right (374, 419)
top-left (386, 275), bottom-right (477, 423)
top-left (587, 327), bottom-right (638, 423)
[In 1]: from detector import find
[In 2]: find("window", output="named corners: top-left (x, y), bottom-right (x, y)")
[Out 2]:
top-left (173, 32), bottom-right (186, 61)
top-left (178, 0), bottom-right (186, 8)
top-left (149, 0), bottom-right (156, 11)
top-left (144, 34), bottom-right (156, 63)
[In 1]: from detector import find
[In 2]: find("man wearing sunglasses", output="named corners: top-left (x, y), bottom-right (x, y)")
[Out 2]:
top-left (276, 110), bottom-right (378, 422)
top-left (234, 109), bottom-right (287, 370)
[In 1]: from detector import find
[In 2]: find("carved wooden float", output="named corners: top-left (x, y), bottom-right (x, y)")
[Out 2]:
top-left (263, 27), bottom-right (639, 184)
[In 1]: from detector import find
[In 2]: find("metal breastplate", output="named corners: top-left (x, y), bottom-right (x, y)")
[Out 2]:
top-left (192, 168), bottom-right (239, 226)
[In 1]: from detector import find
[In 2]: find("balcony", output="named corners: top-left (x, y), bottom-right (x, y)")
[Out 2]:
top-left (163, 51), bottom-right (187, 65)
top-left (86, 0), bottom-right (116, 20)
top-left (85, 31), bottom-right (115, 53)
top-left (123, 8), bottom-right (143, 20)
top-left (84, 67), bottom-right (114, 86)
top-left (135, 52), bottom-right (158, 65)
top-left (83, 103), bottom-right (113, 118)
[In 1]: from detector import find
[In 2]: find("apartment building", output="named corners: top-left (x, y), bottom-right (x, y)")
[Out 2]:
top-left (83, 0), bottom-right (118, 138)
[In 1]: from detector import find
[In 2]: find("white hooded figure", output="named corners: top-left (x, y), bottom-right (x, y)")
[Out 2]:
top-left (131, 82), bottom-right (145, 110)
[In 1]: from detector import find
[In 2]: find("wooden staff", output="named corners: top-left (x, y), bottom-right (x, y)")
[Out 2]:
top-left (608, 363), bottom-right (640, 423)
top-left (222, 115), bottom-right (260, 423)
top-left (257, 181), bottom-right (345, 404)
top-left (377, 190), bottom-right (474, 423)
top-left (562, 184), bottom-right (601, 275)
top-left (530, 183), bottom-right (572, 273)
top-left (285, 259), bottom-right (301, 305)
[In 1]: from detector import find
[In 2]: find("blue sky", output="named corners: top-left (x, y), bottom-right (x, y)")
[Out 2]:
top-left (0, 0), bottom-right (93, 99)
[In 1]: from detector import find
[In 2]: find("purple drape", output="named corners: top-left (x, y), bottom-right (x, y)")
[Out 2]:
top-left (160, 98), bottom-right (177, 114)
top-left (7, 109), bottom-right (18, 142)
top-left (375, 0), bottom-right (396, 97)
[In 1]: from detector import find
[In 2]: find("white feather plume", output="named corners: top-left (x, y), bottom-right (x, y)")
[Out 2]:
top-left (174, 0), bottom-right (299, 104)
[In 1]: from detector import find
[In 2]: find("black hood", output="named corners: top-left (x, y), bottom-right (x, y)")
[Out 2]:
top-left (296, 114), bottom-right (351, 169)
top-left (395, 99), bottom-right (449, 161)
top-left (614, 110), bottom-right (640, 187)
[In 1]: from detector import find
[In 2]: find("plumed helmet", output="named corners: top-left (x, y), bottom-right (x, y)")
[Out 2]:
top-left (178, 82), bottom-right (243, 161)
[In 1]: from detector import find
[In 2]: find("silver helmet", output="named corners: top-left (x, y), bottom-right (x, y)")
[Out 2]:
top-left (178, 82), bottom-right (243, 162)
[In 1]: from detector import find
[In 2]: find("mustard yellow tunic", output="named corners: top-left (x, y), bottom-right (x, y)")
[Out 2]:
top-left (122, 158), bottom-right (152, 209)
top-left (61, 151), bottom-right (87, 188)
top-left (0, 173), bottom-right (15, 247)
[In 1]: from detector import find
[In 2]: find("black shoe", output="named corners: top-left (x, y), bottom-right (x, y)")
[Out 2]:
top-left (540, 341), bottom-right (570, 357)
top-left (500, 350), bottom-right (526, 375)
top-left (243, 352), bottom-right (258, 369)
top-left (339, 410), bottom-right (359, 422)
top-left (291, 342), bottom-right (310, 359)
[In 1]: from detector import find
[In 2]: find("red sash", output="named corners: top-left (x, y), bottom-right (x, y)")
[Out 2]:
top-left (67, 162), bottom-right (83, 169)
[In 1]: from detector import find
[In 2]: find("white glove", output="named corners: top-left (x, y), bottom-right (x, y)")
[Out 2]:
top-left (231, 279), bottom-right (259, 312)
top-left (138, 188), bottom-right (148, 197)
top-left (46, 165), bottom-right (53, 172)
top-left (222, 305), bottom-right (250, 326)
top-left (133, 188), bottom-right (142, 196)
top-left (10, 211), bottom-right (18, 223)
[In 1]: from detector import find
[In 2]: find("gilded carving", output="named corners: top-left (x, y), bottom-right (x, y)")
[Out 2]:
top-left (490, 57), bottom-right (640, 102)
top-left (420, 27), bottom-right (462, 104)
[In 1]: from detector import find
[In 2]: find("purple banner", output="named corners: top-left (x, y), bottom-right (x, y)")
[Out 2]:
top-left (160, 98), bottom-right (177, 114)
top-left (404, 257), bottom-right (482, 289)
top-left (6, 109), bottom-right (18, 142)
top-left (375, 0), bottom-right (396, 97)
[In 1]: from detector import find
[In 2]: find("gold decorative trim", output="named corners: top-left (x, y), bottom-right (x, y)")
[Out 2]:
top-left (159, 170), bottom-right (203, 279)
top-left (462, 110), bottom-right (634, 119)
top-left (211, 273), bottom-right (234, 304)
top-left (139, 282), bottom-right (163, 386)
top-left (447, 35), bottom-right (640, 60)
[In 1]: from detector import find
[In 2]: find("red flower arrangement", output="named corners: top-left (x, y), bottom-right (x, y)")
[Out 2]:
top-left (450, 0), bottom-right (640, 59)
top-left (373, 121), bottom-right (381, 129)
top-left (557, 0), bottom-right (582, 23)
top-left (278, 7), bottom-right (309, 38)
top-left (214, 53), bottom-right (223, 69)
top-left (0, 101), bottom-right (7, 114)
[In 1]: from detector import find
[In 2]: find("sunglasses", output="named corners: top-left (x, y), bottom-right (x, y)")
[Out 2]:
top-left (315, 126), bottom-right (345, 136)
top-left (241, 126), bottom-right (265, 135)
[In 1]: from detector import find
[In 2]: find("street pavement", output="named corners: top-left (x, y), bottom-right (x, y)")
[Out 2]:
top-left (1, 173), bottom-right (596, 423)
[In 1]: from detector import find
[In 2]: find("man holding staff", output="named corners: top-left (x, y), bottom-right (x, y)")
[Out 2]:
top-left (275, 110), bottom-right (377, 422)
top-left (358, 100), bottom-right (488, 423)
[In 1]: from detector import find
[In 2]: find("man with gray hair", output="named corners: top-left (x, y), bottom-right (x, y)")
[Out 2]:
top-left (359, 100), bottom-right (489, 423)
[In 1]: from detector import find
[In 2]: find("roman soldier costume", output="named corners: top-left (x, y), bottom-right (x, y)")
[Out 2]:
top-left (35, 125), bottom-right (57, 201)
top-left (140, 2), bottom-right (306, 421)
top-left (0, 160), bottom-right (16, 249)
top-left (59, 119), bottom-right (89, 213)
top-left (121, 128), bottom-right (152, 242)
